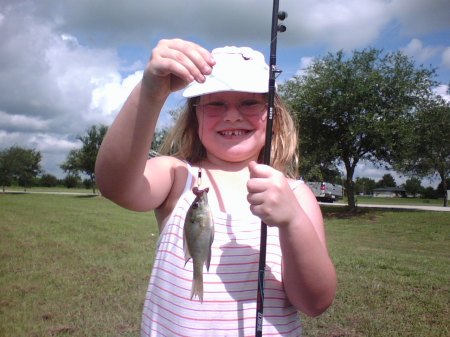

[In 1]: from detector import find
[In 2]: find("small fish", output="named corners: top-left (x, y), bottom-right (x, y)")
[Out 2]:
top-left (184, 187), bottom-right (214, 302)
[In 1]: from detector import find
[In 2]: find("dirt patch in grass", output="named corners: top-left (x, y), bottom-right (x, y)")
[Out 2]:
top-left (322, 206), bottom-right (373, 218)
top-left (48, 325), bottom-right (76, 336)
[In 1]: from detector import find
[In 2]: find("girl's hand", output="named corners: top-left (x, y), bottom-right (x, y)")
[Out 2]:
top-left (247, 161), bottom-right (300, 227)
top-left (142, 39), bottom-right (215, 100)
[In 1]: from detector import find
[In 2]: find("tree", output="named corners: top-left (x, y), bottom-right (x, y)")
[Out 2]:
top-left (151, 127), bottom-right (170, 153)
top-left (63, 174), bottom-right (81, 189)
top-left (0, 146), bottom-right (42, 191)
top-left (354, 177), bottom-right (376, 195)
top-left (404, 177), bottom-right (423, 197)
top-left (394, 96), bottom-right (450, 206)
top-left (149, 107), bottom-right (183, 157)
top-left (422, 186), bottom-right (439, 199)
top-left (280, 48), bottom-right (437, 209)
top-left (39, 173), bottom-right (59, 187)
top-left (300, 160), bottom-right (342, 183)
top-left (0, 150), bottom-right (13, 191)
top-left (376, 173), bottom-right (397, 188)
top-left (61, 125), bottom-right (108, 193)
top-left (437, 178), bottom-right (450, 200)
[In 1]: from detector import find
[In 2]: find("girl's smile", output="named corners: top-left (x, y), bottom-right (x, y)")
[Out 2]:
top-left (217, 128), bottom-right (253, 138)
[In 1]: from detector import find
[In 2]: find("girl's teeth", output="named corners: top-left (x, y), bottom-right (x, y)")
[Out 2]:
top-left (222, 130), bottom-right (245, 136)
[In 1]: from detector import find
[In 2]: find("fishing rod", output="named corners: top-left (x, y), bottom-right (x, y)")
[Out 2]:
top-left (255, 0), bottom-right (287, 335)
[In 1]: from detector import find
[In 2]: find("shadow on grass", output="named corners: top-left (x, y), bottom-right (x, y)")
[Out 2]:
top-left (1, 191), bottom-right (99, 198)
top-left (1, 191), bottom-right (28, 195)
top-left (321, 205), bottom-right (422, 219)
top-left (75, 194), bottom-right (99, 198)
top-left (321, 206), bottom-right (372, 219)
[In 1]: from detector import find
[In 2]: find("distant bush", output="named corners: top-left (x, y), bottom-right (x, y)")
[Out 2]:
top-left (63, 174), bottom-right (81, 188)
top-left (421, 186), bottom-right (439, 199)
top-left (83, 178), bottom-right (93, 190)
top-left (39, 174), bottom-right (59, 187)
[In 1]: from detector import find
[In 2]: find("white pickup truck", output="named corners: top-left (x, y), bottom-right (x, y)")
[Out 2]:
top-left (306, 182), bottom-right (343, 203)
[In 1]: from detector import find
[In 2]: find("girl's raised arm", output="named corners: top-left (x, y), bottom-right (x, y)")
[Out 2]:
top-left (95, 39), bottom-right (214, 211)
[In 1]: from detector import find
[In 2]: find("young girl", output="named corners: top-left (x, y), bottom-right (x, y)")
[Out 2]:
top-left (95, 39), bottom-right (336, 336)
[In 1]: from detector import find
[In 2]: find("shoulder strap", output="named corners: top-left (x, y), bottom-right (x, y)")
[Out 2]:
top-left (290, 179), bottom-right (304, 191)
top-left (183, 161), bottom-right (195, 193)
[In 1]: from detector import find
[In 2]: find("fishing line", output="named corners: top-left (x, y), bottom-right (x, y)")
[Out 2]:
top-left (197, 102), bottom-right (206, 188)
top-left (197, 167), bottom-right (202, 188)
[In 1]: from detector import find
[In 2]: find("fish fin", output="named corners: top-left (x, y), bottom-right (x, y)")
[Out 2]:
top-left (184, 256), bottom-right (191, 267)
top-left (205, 250), bottom-right (212, 272)
top-left (191, 277), bottom-right (204, 303)
top-left (205, 232), bottom-right (213, 271)
top-left (210, 218), bottom-right (215, 243)
top-left (206, 220), bottom-right (214, 272)
top-left (183, 234), bottom-right (191, 266)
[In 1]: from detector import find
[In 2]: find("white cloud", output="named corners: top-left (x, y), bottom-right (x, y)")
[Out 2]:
top-left (289, 0), bottom-right (389, 49)
top-left (0, 130), bottom-right (25, 148)
top-left (44, 33), bottom-right (121, 121)
top-left (24, 0), bottom-right (273, 47)
top-left (90, 70), bottom-right (142, 117)
top-left (120, 60), bottom-right (145, 73)
top-left (0, 3), bottom-right (143, 177)
top-left (11, 0), bottom-right (444, 51)
top-left (442, 47), bottom-right (450, 68)
top-left (388, 0), bottom-right (450, 36)
top-left (0, 110), bottom-right (48, 131)
top-left (0, 5), bottom-right (120, 126)
top-left (5, 0), bottom-right (449, 51)
top-left (28, 133), bottom-right (80, 153)
top-left (401, 38), bottom-right (440, 63)
top-left (32, 134), bottom-right (81, 178)
top-left (433, 84), bottom-right (450, 102)
top-left (296, 57), bottom-right (315, 76)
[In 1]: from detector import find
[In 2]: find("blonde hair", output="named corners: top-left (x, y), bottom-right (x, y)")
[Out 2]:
top-left (159, 94), bottom-right (299, 177)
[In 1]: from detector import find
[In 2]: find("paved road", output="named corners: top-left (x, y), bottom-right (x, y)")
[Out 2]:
top-left (323, 202), bottom-right (450, 212)
top-left (3, 190), bottom-right (450, 212)
top-left (2, 190), bottom-right (98, 196)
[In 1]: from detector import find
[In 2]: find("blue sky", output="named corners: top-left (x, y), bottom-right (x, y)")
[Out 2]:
top-left (0, 0), bottom-right (449, 186)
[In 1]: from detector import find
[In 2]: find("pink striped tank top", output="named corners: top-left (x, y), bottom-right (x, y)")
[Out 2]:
top-left (141, 166), bottom-right (302, 336)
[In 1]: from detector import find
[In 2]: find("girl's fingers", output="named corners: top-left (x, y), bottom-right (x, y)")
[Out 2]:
top-left (152, 39), bottom-right (214, 83)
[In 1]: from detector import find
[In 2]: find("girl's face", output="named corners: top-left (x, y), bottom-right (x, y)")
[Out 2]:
top-left (195, 91), bottom-right (267, 165)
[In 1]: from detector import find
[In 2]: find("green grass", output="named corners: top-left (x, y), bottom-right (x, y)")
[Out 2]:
top-left (0, 193), bottom-right (156, 337)
top-left (301, 206), bottom-right (450, 337)
top-left (1, 194), bottom-right (449, 336)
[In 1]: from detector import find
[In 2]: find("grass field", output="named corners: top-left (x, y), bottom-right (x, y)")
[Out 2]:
top-left (1, 193), bottom-right (449, 336)
top-left (353, 195), bottom-right (444, 206)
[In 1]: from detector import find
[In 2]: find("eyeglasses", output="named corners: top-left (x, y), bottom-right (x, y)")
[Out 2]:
top-left (194, 100), bottom-right (267, 117)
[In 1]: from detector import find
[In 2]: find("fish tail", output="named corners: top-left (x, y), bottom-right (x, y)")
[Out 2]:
top-left (191, 272), bottom-right (204, 302)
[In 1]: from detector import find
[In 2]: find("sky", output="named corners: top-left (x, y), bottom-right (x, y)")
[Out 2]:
top-left (1, 0), bottom-right (449, 186)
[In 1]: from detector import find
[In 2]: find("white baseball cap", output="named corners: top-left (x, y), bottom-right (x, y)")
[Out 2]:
top-left (182, 46), bottom-right (270, 98)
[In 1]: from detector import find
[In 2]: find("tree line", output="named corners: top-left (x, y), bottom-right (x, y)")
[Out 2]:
top-left (0, 125), bottom-right (107, 193)
top-left (279, 47), bottom-right (449, 208)
top-left (1, 48), bottom-right (449, 207)
top-left (354, 174), bottom-right (450, 200)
